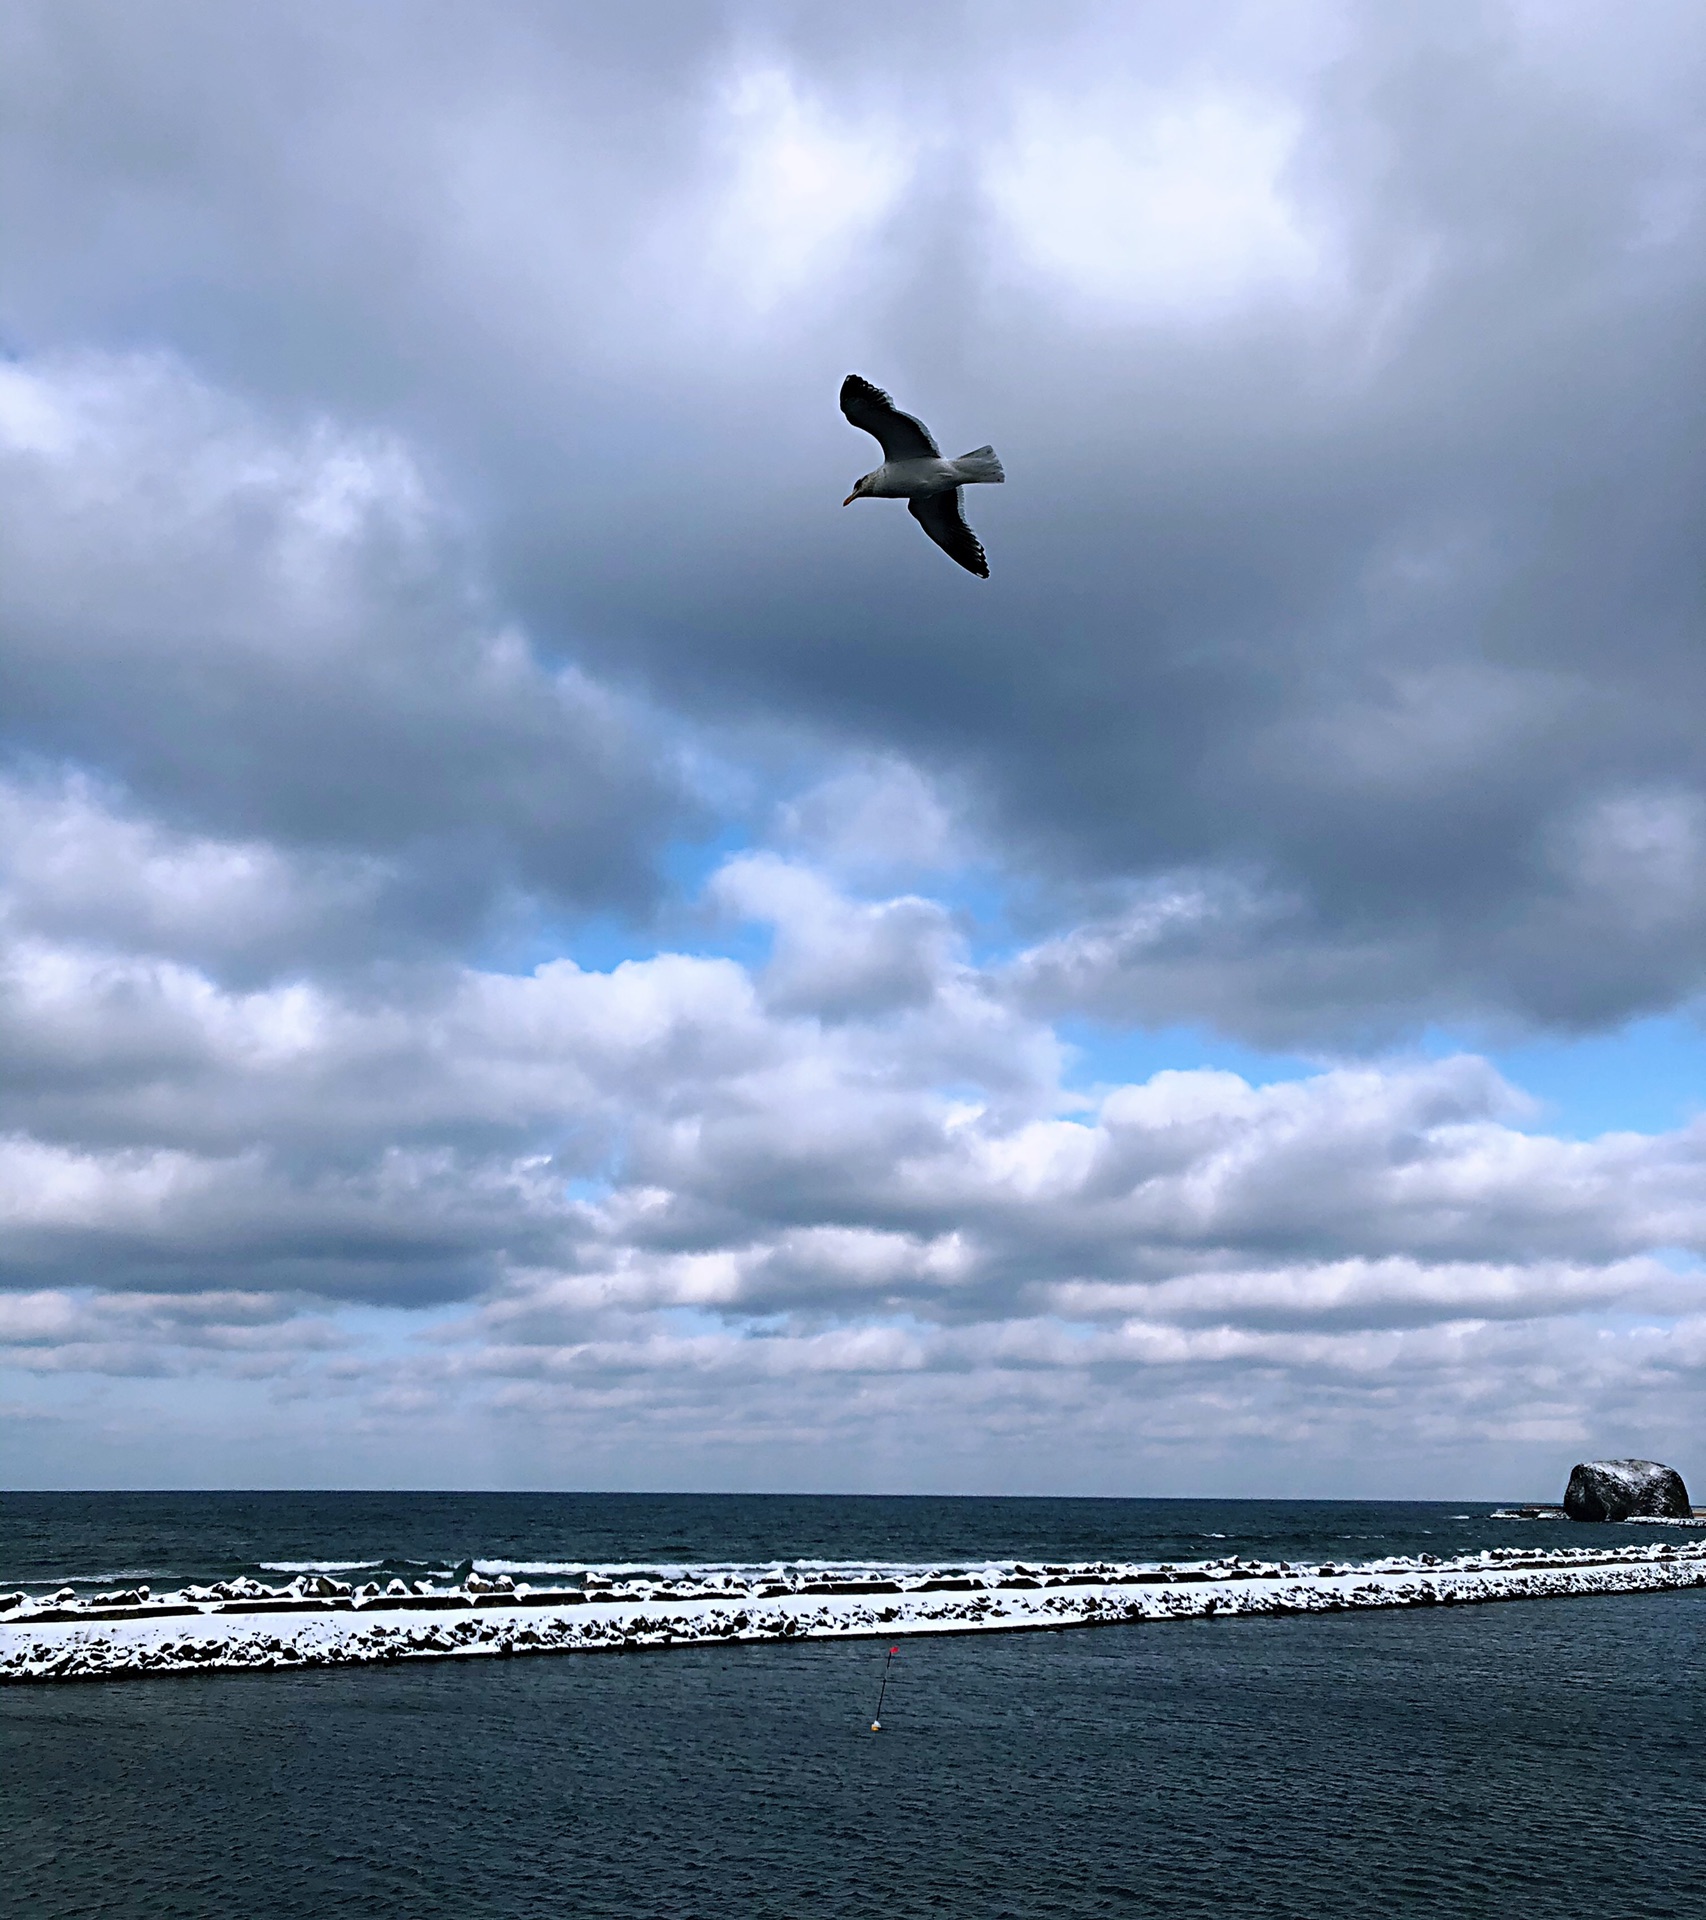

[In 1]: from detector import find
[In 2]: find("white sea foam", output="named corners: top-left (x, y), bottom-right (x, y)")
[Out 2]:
top-left (1490, 1509), bottom-right (1706, 1526)
top-left (469, 1557), bottom-right (1023, 1582)
top-left (35, 1570), bottom-right (171, 1588)
top-left (8, 1537), bottom-right (1706, 1685)
top-left (259, 1561), bottom-right (389, 1573)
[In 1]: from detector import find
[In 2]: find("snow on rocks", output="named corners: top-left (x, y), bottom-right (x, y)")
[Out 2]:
top-left (7, 1538), bottom-right (1706, 1684)
top-left (299, 1575), bottom-right (352, 1598)
top-left (1564, 1459), bottom-right (1692, 1523)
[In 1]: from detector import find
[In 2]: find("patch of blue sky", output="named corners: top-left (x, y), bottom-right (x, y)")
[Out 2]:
top-left (335, 1301), bottom-right (471, 1354)
top-left (1057, 1019), bottom-right (1319, 1100)
top-left (653, 1306), bottom-right (743, 1337)
top-left (1649, 1248), bottom-right (1706, 1276)
top-left (1583, 1303), bottom-right (1703, 1336)
top-left (561, 1175), bottom-right (613, 1206)
top-left (471, 824), bottom-right (1023, 983)
top-left (1423, 1013), bottom-right (1706, 1140)
top-left (461, 813), bottom-right (1706, 1153)
top-left (471, 824), bottom-right (769, 978)
top-left (655, 820), bottom-right (759, 901)
top-left (1058, 1010), bottom-right (1706, 1145)
top-left (945, 870), bottom-right (1029, 968)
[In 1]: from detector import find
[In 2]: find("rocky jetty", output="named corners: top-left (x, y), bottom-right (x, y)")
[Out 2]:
top-left (10, 1539), bottom-right (1706, 1684)
top-left (1563, 1458), bottom-right (1691, 1522)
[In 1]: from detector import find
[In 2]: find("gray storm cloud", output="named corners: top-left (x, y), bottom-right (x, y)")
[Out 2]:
top-left (1, 1), bottom-right (1703, 1488)
top-left (0, 356), bottom-right (692, 957)
top-left (8, 0), bottom-right (1700, 1032)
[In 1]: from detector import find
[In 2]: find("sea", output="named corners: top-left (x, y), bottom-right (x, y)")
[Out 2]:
top-left (4, 1491), bottom-right (1703, 1919)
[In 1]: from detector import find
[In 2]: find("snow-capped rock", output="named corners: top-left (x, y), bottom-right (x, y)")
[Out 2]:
top-left (1563, 1458), bottom-right (1692, 1522)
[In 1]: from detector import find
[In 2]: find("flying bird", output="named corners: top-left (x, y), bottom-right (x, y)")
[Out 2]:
top-left (840, 374), bottom-right (1004, 577)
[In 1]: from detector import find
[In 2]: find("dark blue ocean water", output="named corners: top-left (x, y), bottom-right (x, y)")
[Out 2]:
top-left (5, 1488), bottom-right (1693, 1591)
top-left (4, 1493), bottom-right (1703, 1918)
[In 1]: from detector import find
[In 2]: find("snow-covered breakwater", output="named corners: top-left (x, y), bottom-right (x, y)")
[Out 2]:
top-left (7, 1539), bottom-right (1706, 1683)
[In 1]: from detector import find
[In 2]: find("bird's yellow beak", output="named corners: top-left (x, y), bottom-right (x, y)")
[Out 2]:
top-left (843, 493), bottom-right (857, 506)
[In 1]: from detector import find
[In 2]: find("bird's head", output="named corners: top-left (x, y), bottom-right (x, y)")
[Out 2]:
top-left (843, 472), bottom-right (875, 505)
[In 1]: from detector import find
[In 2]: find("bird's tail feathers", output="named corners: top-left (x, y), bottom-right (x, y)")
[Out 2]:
top-left (952, 445), bottom-right (1004, 484)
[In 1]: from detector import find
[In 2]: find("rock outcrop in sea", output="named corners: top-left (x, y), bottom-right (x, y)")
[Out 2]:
top-left (1563, 1458), bottom-right (1691, 1522)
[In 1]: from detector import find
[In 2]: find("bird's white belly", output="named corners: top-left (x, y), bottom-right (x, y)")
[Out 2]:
top-left (869, 458), bottom-right (956, 498)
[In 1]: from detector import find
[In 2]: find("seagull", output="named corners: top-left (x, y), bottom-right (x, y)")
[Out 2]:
top-left (840, 374), bottom-right (1004, 577)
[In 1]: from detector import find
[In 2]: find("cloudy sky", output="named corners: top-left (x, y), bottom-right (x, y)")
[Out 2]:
top-left (4, 0), bottom-right (1705, 1495)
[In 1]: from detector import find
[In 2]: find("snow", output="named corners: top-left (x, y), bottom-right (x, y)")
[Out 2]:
top-left (6, 1538), bottom-right (1706, 1684)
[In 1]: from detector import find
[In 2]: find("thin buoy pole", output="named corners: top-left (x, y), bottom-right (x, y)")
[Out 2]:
top-left (870, 1644), bottom-right (899, 1732)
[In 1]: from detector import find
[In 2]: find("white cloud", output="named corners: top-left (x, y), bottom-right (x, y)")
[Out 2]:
top-left (4, 824), bottom-right (1706, 1486)
top-left (634, 63), bottom-right (916, 330)
top-left (4, 4), bottom-right (1706, 1491)
top-left (774, 756), bottom-right (964, 881)
top-left (985, 88), bottom-right (1326, 313)
top-left (0, 351), bottom-right (687, 936)
top-left (0, 772), bottom-right (383, 966)
top-left (710, 852), bottom-right (960, 1019)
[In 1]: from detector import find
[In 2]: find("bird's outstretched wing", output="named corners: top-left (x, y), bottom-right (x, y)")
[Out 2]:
top-left (840, 374), bottom-right (940, 461)
top-left (909, 490), bottom-right (988, 578)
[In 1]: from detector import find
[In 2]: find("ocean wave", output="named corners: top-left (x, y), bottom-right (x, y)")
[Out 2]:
top-left (259, 1561), bottom-right (390, 1574)
top-left (18, 1570), bottom-right (171, 1590)
top-left (469, 1557), bottom-right (1024, 1582)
